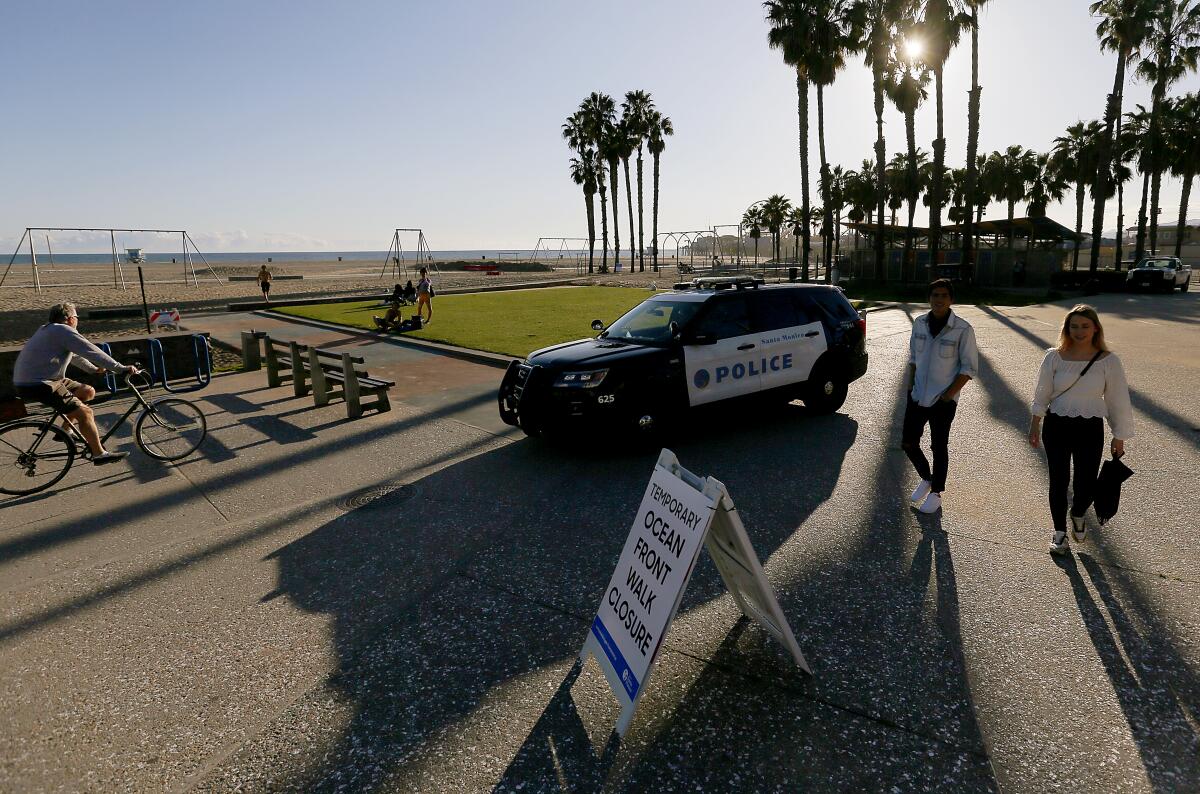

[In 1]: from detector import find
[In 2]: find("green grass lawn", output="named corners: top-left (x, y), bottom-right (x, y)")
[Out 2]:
top-left (271, 286), bottom-right (653, 357)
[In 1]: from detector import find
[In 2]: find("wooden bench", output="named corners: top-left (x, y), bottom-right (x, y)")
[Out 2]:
top-left (307, 347), bottom-right (393, 418)
top-left (262, 334), bottom-right (394, 417)
top-left (264, 336), bottom-right (310, 396)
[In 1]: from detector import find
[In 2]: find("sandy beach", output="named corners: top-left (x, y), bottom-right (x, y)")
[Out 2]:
top-left (0, 257), bottom-right (690, 347)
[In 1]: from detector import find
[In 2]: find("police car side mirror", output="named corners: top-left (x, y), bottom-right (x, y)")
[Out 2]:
top-left (670, 321), bottom-right (681, 340)
top-left (591, 319), bottom-right (605, 331)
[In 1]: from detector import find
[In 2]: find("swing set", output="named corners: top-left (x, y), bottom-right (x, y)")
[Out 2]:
top-left (0, 227), bottom-right (221, 291)
top-left (379, 228), bottom-right (437, 280)
top-left (528, 237), bottom-right (590, 274)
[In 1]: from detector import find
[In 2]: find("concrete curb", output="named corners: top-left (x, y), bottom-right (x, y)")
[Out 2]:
top-left (250, 311), bottom-right (515, 369)
top-left (226, 278), bottom-right (587, 313)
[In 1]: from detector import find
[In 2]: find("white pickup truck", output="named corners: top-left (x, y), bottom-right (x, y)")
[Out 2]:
top-left (1126, 256), bottom-right (1193, 293)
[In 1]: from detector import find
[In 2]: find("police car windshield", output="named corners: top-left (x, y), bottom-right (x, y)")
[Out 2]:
top-left (1141, 259), bottom-right (1173, 268)
top-left (602, 300), bottom-right (703, 344)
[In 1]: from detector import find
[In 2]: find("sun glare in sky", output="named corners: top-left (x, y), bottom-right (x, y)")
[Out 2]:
top-left (903, 36), bottom-right (925, 62)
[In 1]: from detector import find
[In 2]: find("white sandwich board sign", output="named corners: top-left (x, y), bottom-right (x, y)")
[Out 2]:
top-left (580, 448), bottom-right (810, 737)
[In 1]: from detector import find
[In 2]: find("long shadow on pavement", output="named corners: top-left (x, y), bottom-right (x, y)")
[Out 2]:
top-left (207, 376), bottom-right (1002, 789)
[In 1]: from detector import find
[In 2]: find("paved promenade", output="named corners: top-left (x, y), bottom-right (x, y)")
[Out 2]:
top-left (1, 292), bottom-right (1197, 792)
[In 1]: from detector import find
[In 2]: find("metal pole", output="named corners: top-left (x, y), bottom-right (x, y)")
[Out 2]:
top-left (0, 228), bottom-right (30, 288)
top-left (183, 231), bottom-right (189, 285)
top-left (138, 266), bottom-right (151, 334)
top-left (110, 230), bottom-right (119, 287)
top-left (30, 230), bottom-right (41, 291)
top-left (45, 234), bottom-right (54, 269)
top-left (184, 234), bottom-right (222, 284)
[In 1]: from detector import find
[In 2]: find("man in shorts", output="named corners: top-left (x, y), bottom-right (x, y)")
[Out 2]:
top-left (12, 302), bottom-right (139, 465)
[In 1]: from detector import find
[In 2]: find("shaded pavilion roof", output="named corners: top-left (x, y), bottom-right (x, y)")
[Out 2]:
top-left (845, 216), bottom-right (1084, 242)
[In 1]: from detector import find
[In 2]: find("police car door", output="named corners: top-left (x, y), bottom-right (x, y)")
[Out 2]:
top-left (750, 289), bottom-right (827, 393)
top-left (683, 294), bottom-right (760, 406)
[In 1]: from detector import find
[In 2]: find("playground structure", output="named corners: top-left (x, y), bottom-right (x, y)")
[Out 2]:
top-left (528, 237), bottom-right (590, 274)
top-left (380, 228), bottom-right (437, 280)
top-left (0, 227), bottom-right (221, 291)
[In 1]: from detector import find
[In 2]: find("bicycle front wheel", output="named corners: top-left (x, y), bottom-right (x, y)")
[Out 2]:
top-left (0, 420), bottom-right (77, 496)
top-left (135, 398), bottom-right (207, 461)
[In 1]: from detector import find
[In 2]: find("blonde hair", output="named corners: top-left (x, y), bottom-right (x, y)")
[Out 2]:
top-left (1057, 304), bottom-right (1108, 352)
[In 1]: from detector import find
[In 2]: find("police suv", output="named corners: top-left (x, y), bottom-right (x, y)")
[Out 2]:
top-left (497, 277), bottom-right (868, 436)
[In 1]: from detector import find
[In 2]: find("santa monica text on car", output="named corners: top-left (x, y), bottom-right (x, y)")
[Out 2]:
top-left (497, 276), bottom-right (868, 436)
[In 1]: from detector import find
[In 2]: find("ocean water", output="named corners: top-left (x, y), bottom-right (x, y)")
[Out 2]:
top-left (2, 250), bottom-right (549, 266)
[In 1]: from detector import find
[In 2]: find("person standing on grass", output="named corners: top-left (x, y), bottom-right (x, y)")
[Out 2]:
top-left (258, 265), bottom-right (272, 302)
top-left (416, 267), bottom-right (433, 323)
top-left (901, 278), bottom-right (979, 514)
top-left (1028, 305), bottom-right (1133, 556)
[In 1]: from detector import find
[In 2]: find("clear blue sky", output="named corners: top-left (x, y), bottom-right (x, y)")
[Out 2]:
top-left (3, 0), bottom-right (1197, 253)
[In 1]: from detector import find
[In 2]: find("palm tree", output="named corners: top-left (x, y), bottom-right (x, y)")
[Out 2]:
top-left (1126, 104), bottom-right (1155, 262)
top-left (884, 23), bottom-right (931, 278)
top-left (1167, 91), bottom-right (1200, 257)
top-left (854, 0), bottom-right (910, 280)
top-left (623, 90), bottom-right (655, 271)
top-left (600, 121), bottom-right (623, 271)
top-left (1025, 152), bottom-right (1068, 253)
top-left (989, 146), bottom-right (1037, 249)
top-left (762, 194), bottom-right (794, 264)
top-left (1136, 0), bottom-right (1200, 256)
top-left (1051, 120), bottom-right (1104, 270)
top-left (962, 0), bottom-right (995, 278)
top-left (1088, 0), bottom-right (1155, 271)
top-left (579, 92), bottom-right (616, 272)
top-left (563, 111), bottom-right (596, 273)
top-left (1111, 118), bottom-right (1138, 268)
top-left (827, 164), bottom-right (849, 267)
top-left (921, 0), bottom-right (969, 267)
top-left (743, 206), bottom-right (766, 263)
top-left (787, 205), bottom-right (806, 262)
top-left (647, 113), bottom-right (674, 272)
top-left (809, 0), bottom-right (861, 276)
top-left (568, 150), bottom-right (599, 274)
top-left (613, 113), bottom-right (637, 268)
top-left (766, 0), bottom-right (816, 280)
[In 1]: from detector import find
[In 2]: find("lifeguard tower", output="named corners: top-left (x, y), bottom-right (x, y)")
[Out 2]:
top-left (125, 248), bottom-right (145, 264)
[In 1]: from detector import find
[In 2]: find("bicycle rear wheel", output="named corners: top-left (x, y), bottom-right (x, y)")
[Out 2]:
top-left (0, 420), bottom-right (76, 496)
top-left (135, 398), bottom-right (207, 461)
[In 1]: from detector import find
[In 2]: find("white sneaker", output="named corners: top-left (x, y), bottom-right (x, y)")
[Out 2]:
top-left (918, 492), bottom-right (942, 514)
top-left (1070, 514), bottom-right (1087, 544)
top-left (910, 479), bottom-right (932, 504)
top-left (1049, 530), bottom-right (1069, 555)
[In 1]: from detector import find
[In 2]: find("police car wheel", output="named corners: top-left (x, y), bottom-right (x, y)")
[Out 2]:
top-left (517, 413), bottom-right (541, 437)
top-left (803, 372), bottom-right (848, 414)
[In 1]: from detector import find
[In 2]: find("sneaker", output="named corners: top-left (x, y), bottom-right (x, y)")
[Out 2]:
top-left (1049, 530), bottom-right (1069, 555)
top-left (910, 479), bottom-right (932, 504)
top-left (918, 492), bottom-right (942, 514)
top-left (1070, 514), bottom-right (1087, 544)
top-left (92, 451), bottom-right (129, 466)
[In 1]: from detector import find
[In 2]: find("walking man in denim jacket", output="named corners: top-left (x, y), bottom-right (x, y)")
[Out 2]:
top-left (902, 278), bottom-right (979, 514)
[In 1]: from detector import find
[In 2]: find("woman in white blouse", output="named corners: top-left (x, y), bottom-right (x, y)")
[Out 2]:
top-left (1028, 304), bottom-right (1134, 555)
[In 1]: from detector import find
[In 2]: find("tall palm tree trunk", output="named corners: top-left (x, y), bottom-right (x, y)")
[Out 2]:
top-left (797, 71), bottom-right (812, 281)
top-left (1148, 84), bottom-right (1165, 255)
top-left (652, 152), bottom-right (661, 272)
top-left (637, 147), bottom-right (646, 271)
top-left (872, 67), bottom-right (887, 281)
top-left (817, 84), bottom-right (833, 280)
top-left (623, 158), bottom-right (635, 265)
top-left (904, 110), bottom-right (918, 282)
top-left (1073, 180), bottom-right (1085, 271)
top-left (584, 191), bottom-right (595, 274)
top-left (610, 161), bottom-right (621, 270)
top-left (930, 66), bottom-right (946, 270)
top-left (597, 174), bottom-right (609, 273)
top-left (1089, 49), bottom-right (1127, 271)
top-left (1115, 174), bottom-right (1125, 271)
top-left (1135, 167), bottom-right (1150, 261)
top-left (962, 8), bottom-right (981, 278)
top-left (1176, 172), bottom-right (1194, 258)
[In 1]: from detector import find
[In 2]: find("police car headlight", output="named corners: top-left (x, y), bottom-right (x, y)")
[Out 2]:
top-left (554, 369), bottom-right (609, 388)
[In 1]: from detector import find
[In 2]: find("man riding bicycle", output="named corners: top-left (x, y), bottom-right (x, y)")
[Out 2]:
top-left (12, 302), bottom-right (140, 465)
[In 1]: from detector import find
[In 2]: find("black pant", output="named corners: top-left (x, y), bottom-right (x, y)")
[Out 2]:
top-left (1042, 412), bottom-right (1104, 533)
top-left (901, 396), bottom-right (958, 493)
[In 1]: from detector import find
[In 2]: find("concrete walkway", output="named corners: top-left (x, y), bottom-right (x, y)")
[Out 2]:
top-left (1, 292), bottom-right (1197, 792)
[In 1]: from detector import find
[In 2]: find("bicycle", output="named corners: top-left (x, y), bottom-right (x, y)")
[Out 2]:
top-left (0, 371), bottom-right (208, 496)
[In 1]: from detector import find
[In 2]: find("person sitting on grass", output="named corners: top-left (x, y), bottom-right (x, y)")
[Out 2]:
top-left (402, 280), bottom-right (417, 304)
top-left (373, 301), bottom-right (405, 331)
